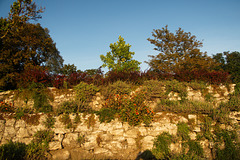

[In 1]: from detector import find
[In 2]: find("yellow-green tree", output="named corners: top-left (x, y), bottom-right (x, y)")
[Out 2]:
top-left (100, 36), bottom-right (141, 72)
top-left (147, 25), bottom-right (217, 73)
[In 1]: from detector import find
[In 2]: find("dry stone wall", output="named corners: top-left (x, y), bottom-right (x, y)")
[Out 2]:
top-left (0, 84), bottom-right (236, 111)
top-left (0, 84), bottom-right (238, 159)
top-left (0, 111), bottom-right (240, 159)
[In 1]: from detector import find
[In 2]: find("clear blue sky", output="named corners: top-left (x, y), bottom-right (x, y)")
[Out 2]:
top-left (1, 0), bottom-right (240, 72)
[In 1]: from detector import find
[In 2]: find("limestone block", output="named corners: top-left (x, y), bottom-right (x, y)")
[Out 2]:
top-left (167, 124), bottom-right (178, 135)
top-left (141, 136), bottom-right (154, 150)
top-left (15, 119), bottom-right (26, 129)
top-left (200, 140), bottom-right (212, 159)
top-left (122, 122), bottom-right (131, 131)
top-left (109, 128), bottom-right (124, 136)
top-left (105, 141), bottom-right (123, 152)
top-left (27, 124), bottom-right (45, 136)
top-left (112, 135), bottom-right (125, 141)
top-left (5, 118), bottom-right (15, 127)
top-left (177, 116), bottom-right (188, 123)
top-left (74, 124), bottom-right (91, 132)
top-left (3, 126), bottom-right (16, 138)
top-left (188, 114), bottom-right (197, 120)
top-left (193, 126), bottom-right (201, 132)
top-left (189, 132), bottom-right (197, 140)
top-left (52, 150), bottom-right (71, 160)
top-left (20, 138), bottom-right (33, 145)
top-left (49, 141), bottom-right (62, 150)
top-left (16, 127), bottom-right (30, 138)
top-left (170, 143), bottom-right (182, 154)
top-left (126, 138), bottom-right (136, 146)
top-left (53, 133), bottom-right (64, 142)
top-left (83, 141), bottom-right (97, 150)
top-left (111, 120), bottom-right (123, 129)
top-left (138, 127), bottom-right (148, 136)
top-left (99, 133), bottom-right (113, 142)
top-left (62, 133), bottom-right (79, 148)
top-left (98, 123), bottom-right (113, 132)
top-left (124, 128), bottom-right (139, 138)
top-left (94, 147), bottom-right (110, 154)
top-left (168, 92), bottom-right (181, 101)
top-left (38, 114), bottom-right (47, 124)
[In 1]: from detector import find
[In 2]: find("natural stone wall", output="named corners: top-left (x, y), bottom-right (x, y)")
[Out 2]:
top-left (0, 84), bottom-right (236, 111)
top-left (0, 111), bottom-right (240, 159)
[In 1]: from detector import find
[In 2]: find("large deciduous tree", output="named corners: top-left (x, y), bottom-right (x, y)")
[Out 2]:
top-left (146, 25), bottom-right (217, 74)
top-left (0, 0), bottom-right (63, 90)
top-left (100, 36), bottom-right (141, 72)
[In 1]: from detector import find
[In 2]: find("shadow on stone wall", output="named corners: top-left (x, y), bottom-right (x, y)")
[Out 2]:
top-left (135, 150), bottom-right (157, 160)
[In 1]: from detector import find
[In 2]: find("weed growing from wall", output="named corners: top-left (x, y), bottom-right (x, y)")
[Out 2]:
top-left (44, 114), bottom-right (56, 129)
top-left (214, 130), bottom-right (240, 160)
top-left (152, 132), bottom-right (172, 159)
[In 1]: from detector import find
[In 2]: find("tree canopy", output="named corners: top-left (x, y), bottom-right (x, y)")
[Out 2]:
top-left (146, 25), bottom-right (218, 74)
top-left (100, 36), bottom-right (141, 72)
top-left (213, 51), bottom-right (240, 83)
top-left (0, 0), bottom-right (63, 90)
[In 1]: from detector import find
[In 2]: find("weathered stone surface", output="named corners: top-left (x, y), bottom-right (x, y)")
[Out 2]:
top-left (170, 143), bottom-right (182, 154)
top-left (16, 127), bottom-right (29, 138)
top-left (49, 141), bottom-right (62, 150)
top-left (62, 133), bottom-right (79, 148)
top-left (3, 126), bottom-right (16, 138)
top-left (94, 147), bottom-right (110, 154)
top-left (189, 132), bottom-right (197, 140)
top-left (15, 119), bottom-right (26, 129)
top-left (52, 150), bottom-right (71, 160)
top-left (109, 128), bottom-right (124, 136)
top-left (5, 118), bottom-right (15, 127)
top-left (124, 128), bottom-right (139, 138)
top-left (141, 136), bottom-right (154, 150)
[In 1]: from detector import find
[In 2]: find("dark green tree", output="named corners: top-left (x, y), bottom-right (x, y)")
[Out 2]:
top-left (0, 0), bottom-right (63, 90)
top-left (60, 64), bottom-right (79, 76)
top-left (213, 51), bottom-right (240, 83)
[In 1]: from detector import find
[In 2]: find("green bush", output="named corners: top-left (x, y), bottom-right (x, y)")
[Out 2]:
top-left (165, 80), bottom-right (188, 101)
top-left (100, 80), bottom-right (133, 99)
top-left (0, 140), bottom-right (27, 160)
top-left (177, 122), bottom-right (190, 141)
top-left (188, 81), bottom-right (207, 91)
top-left (60, 113), bottom-right (73, 129)
top-left (44, 114), bottom-right (55, 129)
top-left (57, 101), bottom-right (78, 114)
top-left (97, 108), bottom-right (117, 123)
top-left (228, 94), bottom-right (240, 111)
top-left (100, 91), bottom-right (154, 126)
top-left (142, 80), bottom-right (166, 100)
top-left (187, 140), bottom-right (204, 158)
top-left (156, 99), bottom-right (213, 114)
top-left (25, 142), bottom-right (47, 160)
top-left (215, 130), bottom-right (240, 160)
top-left (74, 82), bottom-right (99, 111)
top-left (152, 132), bottom-right (172, 159)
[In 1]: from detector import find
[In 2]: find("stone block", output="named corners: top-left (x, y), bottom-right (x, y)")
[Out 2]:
top-left (52, 150), bottom-right (70, 160)
top-left (62, 133), bottom-right (79, 148)
top-left (16, 127), bottom-right (30, 138)
top-left (49, 141), bottom-right (62, 150)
